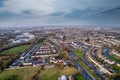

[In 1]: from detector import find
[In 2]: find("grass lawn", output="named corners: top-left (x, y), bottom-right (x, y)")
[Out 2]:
top-left (1, 45), bottom-right (31, 55)
top-left (0, 67), bottom-right (39, 80)
top-left (108, 55), bottom-right (120, 62)
top-left (74, 74), bottom-right (85, 80)
top-left (78, 61), bottom-right (99, 80)
top-left (111, 64), bottom-right (120, 74)
top-left (75, 49), bottom-right (84, 58)
top-left (38, 66), bottom-right (79, 80)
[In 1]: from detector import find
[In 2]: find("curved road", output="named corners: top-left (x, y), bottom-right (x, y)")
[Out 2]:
top-left (83, 47), bottom-right (105, 80)
top-left (67, 44), bottom-right (95, 80)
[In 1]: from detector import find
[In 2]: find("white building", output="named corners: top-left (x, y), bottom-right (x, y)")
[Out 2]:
top-left (58, 75), bottom-right (67, 80)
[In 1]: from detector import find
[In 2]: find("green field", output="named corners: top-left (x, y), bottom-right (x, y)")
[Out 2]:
top-left (74, 74), bottom-right (85, 80)
top-left (0, 66), bottom-right (80, 80)
top-left (78, 61), bottom-right (99, 80)
top-left (38, 66), bottom-right (79, 80)
top-left (0, 67), bottom-right (39, 80)
top-left (1, 45), bottom-right (31, 55)
top-left (75, 49), bottom-right (84, 58)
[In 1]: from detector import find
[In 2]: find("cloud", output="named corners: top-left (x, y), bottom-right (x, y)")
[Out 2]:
top-left (1, 0), bottom-right (120, 16)
top-left (0, 0), bottom-right (120, 27)
top-left (54, 0), bottom-right (120, 12)
top-left (0, 0), bottom-right (56, 16)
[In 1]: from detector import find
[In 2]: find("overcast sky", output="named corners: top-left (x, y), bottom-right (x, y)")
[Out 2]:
top-left (0, 0), bottom-right (120, 27)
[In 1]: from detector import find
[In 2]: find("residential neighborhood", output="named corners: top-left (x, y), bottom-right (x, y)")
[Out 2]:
top-left (0, 0), bottom-right (120, 80)
top-left (0, 27), bottom-right (120, 80)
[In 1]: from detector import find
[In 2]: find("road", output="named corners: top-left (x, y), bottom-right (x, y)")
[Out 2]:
top-left (54, 44), bottom-right (61, 55)
top-left (67, 44), bottom-right (95, 80)
top-left (89, 48), bottom-right (112, 75)
top-left (23, 43), bottom-right (40, 60)
top-left (10, 43), bottom-right (40, 67)
top-left (83, 47), bottom-right (105, 80)
top-left (71, 41), bottom-right (105, 80)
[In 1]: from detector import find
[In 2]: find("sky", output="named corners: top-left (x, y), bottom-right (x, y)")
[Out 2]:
top-left (0, 0), bottom-right (120, 28)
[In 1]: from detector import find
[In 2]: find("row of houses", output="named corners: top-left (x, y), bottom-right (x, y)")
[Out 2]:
top-left (31, 43), bottom-right (58, 58)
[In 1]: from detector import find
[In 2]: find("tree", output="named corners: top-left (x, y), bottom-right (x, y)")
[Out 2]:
top-left (85, 38), bottom-right (90, 43)
top-left (62, 51), bottom-right (69, 60)
top-left (62, 35), bottom-right (66, 41)
top-left (0, 67), bottom-right (4, 73)
top-left (62, 44), bottom-right (70, 52)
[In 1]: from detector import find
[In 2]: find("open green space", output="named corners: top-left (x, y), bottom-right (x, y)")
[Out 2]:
top-left (78, 61), bottom-right (99, 80)
top-left (1, 45), bottom-right (31, 55)
top-left (108, 55), bottom-right (120, 62)
top-left (38, 66), bottom-right (79, 80)
top-left (111, 64), bottom-right (120, 73)
top-left (0, 67), bottom-right (39, 80)
top-left (75, 49), bottom-right (84, 58)
top-left (74, 74), bottom-right (85, 80)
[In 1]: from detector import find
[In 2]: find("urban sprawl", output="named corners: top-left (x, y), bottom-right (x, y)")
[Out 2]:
top-left (0, 27), bottom-right (120, 80)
